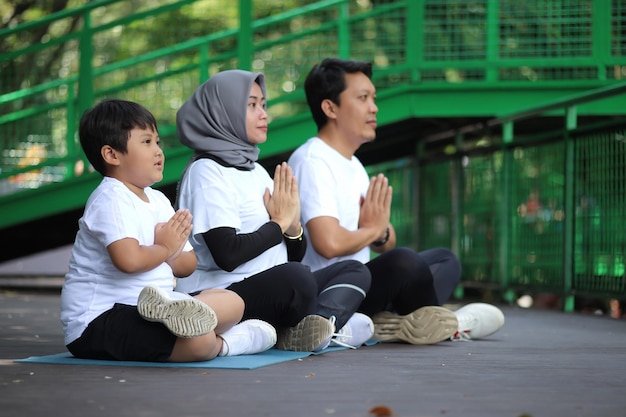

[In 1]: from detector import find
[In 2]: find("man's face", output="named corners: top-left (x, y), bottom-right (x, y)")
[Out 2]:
top-left (334, 72), bottom-right (378, 145)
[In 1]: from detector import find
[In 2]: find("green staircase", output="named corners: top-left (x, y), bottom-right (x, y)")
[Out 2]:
top-left (2, 0), bottom-right (626, 264)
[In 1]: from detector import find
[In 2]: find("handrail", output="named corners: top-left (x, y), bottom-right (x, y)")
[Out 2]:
top-left (3, 0), bottom-right (626, 221)
top-left (423, 81), bottom-right (626, 143)
top-left (0, 0), bottom-right (361, 189)
top-left (0, 0), bottom-right (118, 37)
top-left (493, 81), bottom-right (626, 124)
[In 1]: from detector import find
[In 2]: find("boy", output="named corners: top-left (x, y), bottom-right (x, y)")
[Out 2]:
top-left (60, 99), bottom-right (276, 362)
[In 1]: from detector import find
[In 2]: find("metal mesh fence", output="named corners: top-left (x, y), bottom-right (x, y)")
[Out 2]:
top-left (3, 0), bottom-right (626, 194)
top-left (366, 157), bottom-right (419, 250)
top-left (3, 0), bottom-right (626, 302)
top-left (458, 153), bottom-right (503, 286)
top-left (509, 142), bottom-right (565, 290)
top-left (418, 160), bottom-right (455, 251)
top-left (423, 0), bottom-right (487, 61)
top-left (499, 1), bottom-right (593, 59)
top-left (573, 128), bottom-right (626, 294)
top-left (382, 120), bottom-right (626, 300)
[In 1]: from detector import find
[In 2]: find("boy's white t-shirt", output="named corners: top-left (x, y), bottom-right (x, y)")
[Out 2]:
top-left (60, 177), bottom-right (191, 345)
top-left (288, 137), bottom-right (371, 271)
top-left (175, 159), bottom-right (287, 293)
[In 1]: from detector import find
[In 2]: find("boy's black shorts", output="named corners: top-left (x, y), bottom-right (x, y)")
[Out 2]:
top-left (67, 303), bottom-right (177, 362)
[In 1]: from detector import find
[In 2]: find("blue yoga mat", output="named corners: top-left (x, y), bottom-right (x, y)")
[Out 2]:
top-left (14, 346), bottom-right (350, 370)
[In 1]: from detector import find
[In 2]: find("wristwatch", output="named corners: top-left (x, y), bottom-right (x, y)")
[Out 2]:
top-left (372, 226), bottom-right (390, 247)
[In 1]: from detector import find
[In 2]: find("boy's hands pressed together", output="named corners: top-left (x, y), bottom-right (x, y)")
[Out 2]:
top-left (107, 208), bottom-right (193, 274)
top-left (155, 209), bottom-right (193, 260)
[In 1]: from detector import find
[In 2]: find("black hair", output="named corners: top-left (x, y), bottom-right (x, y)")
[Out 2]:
top-left (304, 57), bottom-right (373, 130)
top-left (78, 99), bottom-right (158, 176)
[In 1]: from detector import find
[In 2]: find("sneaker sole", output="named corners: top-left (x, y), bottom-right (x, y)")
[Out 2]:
top-left (137, 287), bottom-right (218, 338)
top-left (372, 306), bottom-right (458, 345)
top-left (276, 315), bottom-right (334, 352)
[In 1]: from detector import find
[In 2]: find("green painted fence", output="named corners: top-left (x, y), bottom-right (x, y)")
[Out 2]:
top-left (366, 83), bottom-right (626, 310)
top-left (2, 0), bottom-right (626, 307)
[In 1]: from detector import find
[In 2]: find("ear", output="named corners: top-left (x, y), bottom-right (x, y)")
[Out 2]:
top-left (320, 99), bottom-right (337, 120)
top-left (101, 145), bottom-right (121, 167)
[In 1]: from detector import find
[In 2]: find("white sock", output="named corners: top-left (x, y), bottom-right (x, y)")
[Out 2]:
top-left (218, 336), bottom-right (229, 357)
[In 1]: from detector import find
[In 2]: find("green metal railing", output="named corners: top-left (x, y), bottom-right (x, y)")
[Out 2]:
top-left (366, 82), bottom-right (626, 309)
top-left (3, 0), bottom-right (626, 229)
top-left (3, 0), bottom-right (626, 305)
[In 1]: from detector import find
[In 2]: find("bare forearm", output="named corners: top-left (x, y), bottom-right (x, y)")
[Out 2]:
top-left (168, 251), bottom-right (197, 277)
top-left (308, 222), bottom-right (379, 259)
top-left (109, 241), bottom-right (170, 274)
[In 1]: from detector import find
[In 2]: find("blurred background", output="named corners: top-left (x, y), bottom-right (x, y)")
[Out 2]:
top-left (1, 0), bottom-right (626, 316)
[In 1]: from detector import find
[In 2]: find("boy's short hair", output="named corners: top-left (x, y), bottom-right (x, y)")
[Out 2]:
top-left (304, 58), bottom-right (372, 130)
top-left (79, 99), bottom-right (158, 176)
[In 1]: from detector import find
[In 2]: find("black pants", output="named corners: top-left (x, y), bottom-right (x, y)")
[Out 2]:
top-left (228, 260), bottom-right (370, 331)
top-left (359, 247), bottom-right (461, 317)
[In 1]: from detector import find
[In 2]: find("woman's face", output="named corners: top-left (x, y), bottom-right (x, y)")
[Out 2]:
top-left (246, 81), bottom-right (268, 144)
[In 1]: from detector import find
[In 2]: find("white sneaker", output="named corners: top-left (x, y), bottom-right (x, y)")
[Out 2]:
top-left (276, 315), bottom-right (335, 352)
top-left (372, 306), bottom-right (458, 344)
top-left (451, 303), bottom-right (505, 341)
top-left (137, 286), bottom-right (217, 338)
top-left (330, 313), bottom-right (374, 349)
top-left (218, 319), bottom-right (277, 356)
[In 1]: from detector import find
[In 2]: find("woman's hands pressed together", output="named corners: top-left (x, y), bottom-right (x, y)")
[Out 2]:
top-left (264, 162), bottom-right (302, 235)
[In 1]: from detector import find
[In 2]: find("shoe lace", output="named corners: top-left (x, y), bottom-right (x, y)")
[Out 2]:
top-left (450, 330), bottom-right (472, 342)
top-left (327, 316), bottom-right (359, 349)
top-left (450, 311), bottom-right (477, 342)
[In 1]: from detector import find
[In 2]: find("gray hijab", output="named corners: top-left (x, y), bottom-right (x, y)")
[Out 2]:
top-left (176, 69), bottom-right (266, 170)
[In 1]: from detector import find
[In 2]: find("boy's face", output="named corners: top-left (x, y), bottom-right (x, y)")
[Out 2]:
top-left (246, 81), bottom-right (268, 145)
top-left (115, 126), bottom-right (164, 189)
top-left (334, 72), bottom-right (378, 145)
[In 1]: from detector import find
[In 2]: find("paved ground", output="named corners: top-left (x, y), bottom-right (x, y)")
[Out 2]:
top-left (1, 284), bottom-right (625, 417)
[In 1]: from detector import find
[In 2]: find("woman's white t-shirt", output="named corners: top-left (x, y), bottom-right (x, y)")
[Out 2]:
top-left (60, 177), bottom-right (190, 345)
top-left (175, 159), bottom-right (287, 293)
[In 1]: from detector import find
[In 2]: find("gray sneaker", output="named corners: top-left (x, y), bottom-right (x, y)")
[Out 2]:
top-left (137, 286), bottom-right (218, 338)
top-left (372, 306), bottom-right (458, 345)
top-left (276, 315), bottom-right (334, 352)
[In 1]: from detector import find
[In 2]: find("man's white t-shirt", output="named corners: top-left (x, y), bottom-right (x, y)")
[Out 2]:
top-left (60, 177), bottom-right (190, 345)
top-left (288, 137), bottom-right (371, 271)
top-left (175, 159), bottom-right (287, 293)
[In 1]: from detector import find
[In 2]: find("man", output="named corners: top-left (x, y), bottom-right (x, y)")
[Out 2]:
top-left (288, 57), bottom-right (504, 344)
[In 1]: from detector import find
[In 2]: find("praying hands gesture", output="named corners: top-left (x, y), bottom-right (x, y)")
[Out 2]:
top-left (155, 208), bottom-right (193, 261)
top-left (107, 208), bottom-right (194, 274)
top-left (359, 173), bottom-right (393, 245)
top-left (264, 162), bottom-right (302, 236)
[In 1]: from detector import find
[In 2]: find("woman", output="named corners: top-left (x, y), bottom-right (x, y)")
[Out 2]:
top-left (174, 69), bottom-right (373, 352)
